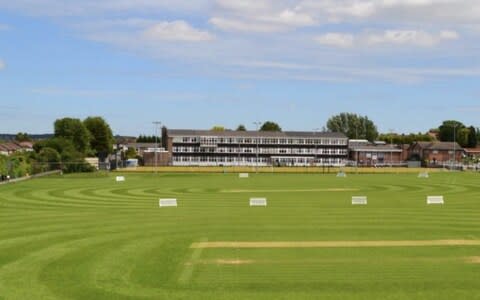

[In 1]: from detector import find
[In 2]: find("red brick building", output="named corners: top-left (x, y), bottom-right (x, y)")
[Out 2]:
top-left (348, 140), bottom-right (404, 166)
top-left (409, 142), bottom-right (462, 166)
top-left (464, 148), bottom-right (480, 160)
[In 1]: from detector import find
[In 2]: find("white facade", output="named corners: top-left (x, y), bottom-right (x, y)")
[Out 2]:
top-left (165, 129), bottom-right (349, 167)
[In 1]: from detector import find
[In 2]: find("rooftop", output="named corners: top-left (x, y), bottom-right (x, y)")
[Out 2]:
top-left (414, 141), bottom-right (462, 151)
top-left (165, 129), bottom-right (347, 139)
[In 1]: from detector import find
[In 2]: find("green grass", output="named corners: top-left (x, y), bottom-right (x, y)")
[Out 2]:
top-left (1, 172), bottom-right (480, 299)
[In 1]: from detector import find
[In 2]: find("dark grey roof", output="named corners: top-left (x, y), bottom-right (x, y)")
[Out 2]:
top-left (414, 141), bottom-right (462, 151)
top-left (165, 129), bottom-right (347, 139)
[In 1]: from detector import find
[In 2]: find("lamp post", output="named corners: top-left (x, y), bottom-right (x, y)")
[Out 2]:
top-left (253, 121), bottom-right (262, 173)
top-left (452, 123), bottom-right (458, 170)
top-left (153, 121), bottom-right (162, 174)
top-left (389, 129), bottom-right (394, 168)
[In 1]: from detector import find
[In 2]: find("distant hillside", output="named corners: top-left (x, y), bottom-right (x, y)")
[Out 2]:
top-left (0, 134), bottom-right (53, 141)
top-left (1, 134), bottom-right (137, 143)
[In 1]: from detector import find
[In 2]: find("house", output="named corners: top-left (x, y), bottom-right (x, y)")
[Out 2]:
top-left (0, 142), bottom-right (32, 156)
top-left (348, 140), bottom-right (405, 166)
top-left (464, 147), bottom-right (480, 160)
top-left (408, 141), bottom-right (462, 165)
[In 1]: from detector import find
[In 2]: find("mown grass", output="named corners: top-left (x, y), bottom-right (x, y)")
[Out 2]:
top-left (0, 172), bottom-right (480, 299)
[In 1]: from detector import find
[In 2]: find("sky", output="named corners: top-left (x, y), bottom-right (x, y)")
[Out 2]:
top-left (0, 0), bottom-right (479, 136)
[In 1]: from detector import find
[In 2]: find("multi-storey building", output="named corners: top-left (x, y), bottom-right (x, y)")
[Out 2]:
top-left (161, 128), bottom-right (348, 166)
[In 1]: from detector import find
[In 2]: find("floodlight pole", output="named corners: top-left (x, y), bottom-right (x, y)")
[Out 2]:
top-left (153, 121), bottom-right (162, 174)
top-left (452, 123), bottom-right (457, 170)
top-left (253, 121), bottom-right (262, 173)
top-left (389, 129), bottom-right (394, 168)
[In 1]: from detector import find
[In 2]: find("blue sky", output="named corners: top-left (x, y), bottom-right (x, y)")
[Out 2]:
top-left (1, 0), bottom-right (479, 136)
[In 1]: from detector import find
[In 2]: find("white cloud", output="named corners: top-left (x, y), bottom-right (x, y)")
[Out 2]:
top-left (440, 30), bottom-right (459, 40)
top-left (298, 0), bottom-right (480, 25)
top-left (258, 9), bottom-right (316, 26)
top-left (142, 21), bottom-right (215, 42)
top-left (209, 18), bottom-right (284, 33)
top-left (0, 59), bottom-right (5, 70)
top-left (230, 59), bottom-right (480, 82)
top-left (0, 0), bottom-right (476, 85)
top-left (315, 29), bottom-right (460, 48)
top-left (367, 30), bottom-right (459, 46)
top-left (214, 0), bottom-right (273, 14)
top-left (0, 24), bottom-right (10, 31)
top-left (211, 0), bottom-right (316, 32)
top-left (315, 33), bottom-right (355, 48)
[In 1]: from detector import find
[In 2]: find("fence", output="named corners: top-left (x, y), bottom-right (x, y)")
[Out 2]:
top-left (0, 170), bottom-right (62, 185)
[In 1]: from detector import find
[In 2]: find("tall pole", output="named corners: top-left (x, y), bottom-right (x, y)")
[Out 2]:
top-left (153, 121), bottom-right (162, 174)
top-left (453, 124), bottom-right (457, 170)
top-left (253, 121), bottom-right (262, 173)
top-left (389, 129), bottom-right (394, 167)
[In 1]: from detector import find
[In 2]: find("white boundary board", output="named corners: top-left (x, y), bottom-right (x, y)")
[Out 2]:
top-left (159, 198), bottom-right (178, 207)
top-left (352, 196), bottom-right (367, 205)
top-left (250, 198), bottom-right (267, 206)
top-left (427, 196), bottom-right (444, 205)
top-left (239, 173), bottom-right (249, 178)
top-left (116, 176), bottom-right (125, 182)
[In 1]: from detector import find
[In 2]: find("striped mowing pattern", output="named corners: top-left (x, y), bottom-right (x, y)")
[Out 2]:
top-left (1, 172), bottom-right (480, 299)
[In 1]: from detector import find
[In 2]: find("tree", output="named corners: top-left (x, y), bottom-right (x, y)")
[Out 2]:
top-left (378, 132), bottom-right (433, 145)
top-left (34, 137), bottom-right (76, 155)
top-left (15, 132), bottom-right (31, 142)
top-left (438, 120), bottom-right (468, 146)
top-left (236, 124), bottom-right (247, 131)
top-left (137, 135), bottom-right (159, 143)
top-left (54, 118), bottom-right (91, 154)
top-left (83, 116), bottom-right (114, 159)
top-left (211, 126), bottom-right (225, 131)
top-left (467, 126), bottom-right (477, 148)
top-left (125, 147), bottom-right (137, 159)
top-left (326, 113), bottom-right (378, 141)
top-left (260, 121), bottom-right (282, 132)
top-left (36, 147), bottom-right (61, 171)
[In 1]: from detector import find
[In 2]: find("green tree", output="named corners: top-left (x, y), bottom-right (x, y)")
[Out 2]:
top-left (236, 124), bottom-right (247, 131)
top-left (125, 147), bottom-right (137, 159)
top-left (54, 118), bottom-right (91, 154)
top-left (260, 121), bottom-right (282, 132)
top-left (15, 132), bottom-right (31, 142)
top-left (438, 120), bottom-right (468, 147)
top-left (326, 113), bottom-right (378, 141)
top-left (36, 147), bottom-right (61, 171)
top-left (0, 154), bottom-right (8, 175)
top-left (7, 153), bottom-right (32, 177)
top-left (137, 135), bottom-right (160, 143)
top-left (467, 126), bottom-right (478, 148)
top-left (378, 132), bottom-right (433, 145)
top-left (211, 126), bottom-right (225, 131)
top-left (83, 116), bottom-right (114, 159)
top-left (34, 137), bottom-right (76, 155)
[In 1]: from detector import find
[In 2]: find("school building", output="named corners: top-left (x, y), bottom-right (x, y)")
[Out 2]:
top-left (160, 128), bottom-right (349, 166)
